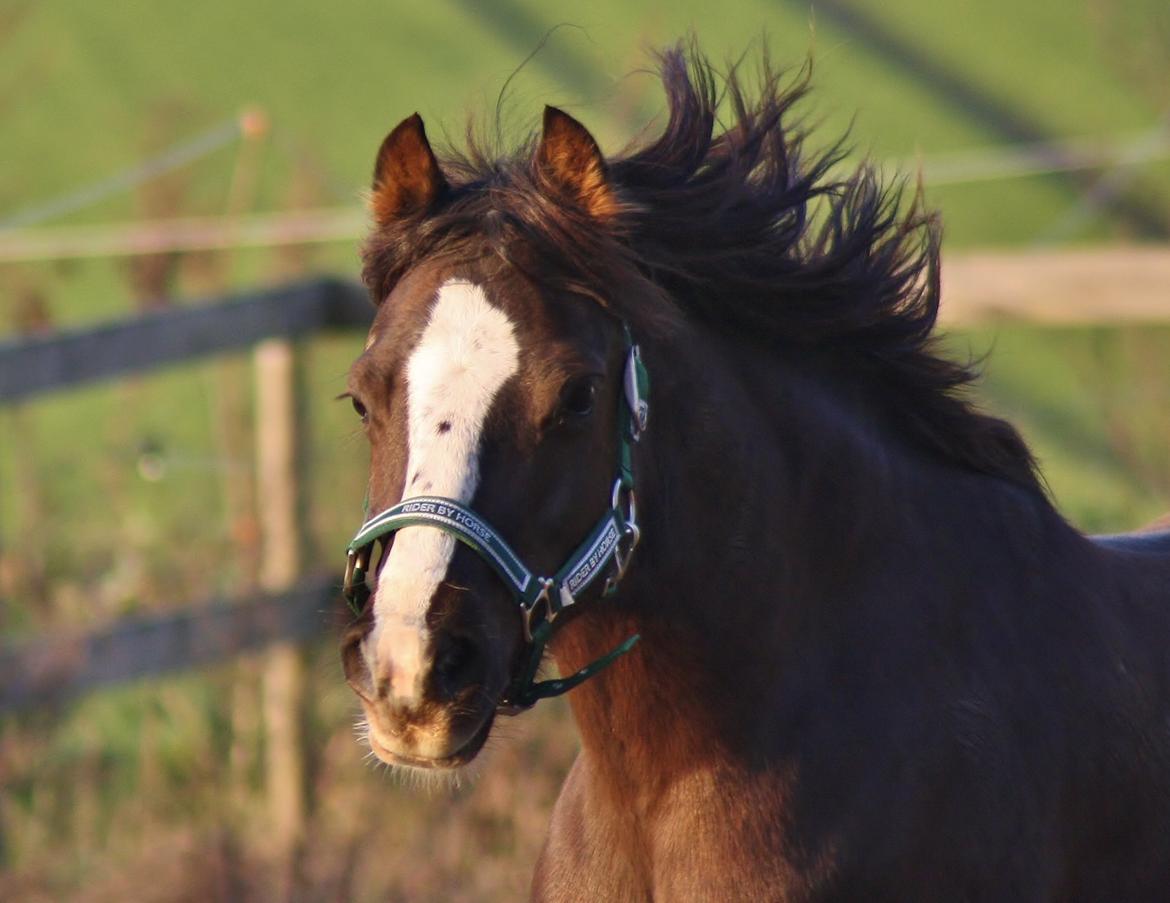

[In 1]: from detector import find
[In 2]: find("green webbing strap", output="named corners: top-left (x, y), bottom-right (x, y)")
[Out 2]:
top-left (343, 492), bottom-right (638, 708)
top-left (350, 498), bottom-right (536, 601)
top-left (345, 497), bottom-right (625, 613)
top-left (513, 623), bottom-right (640, 706)
top-left (342, 327), bottom-right (649, 709)
top-left (551, 511), bottom-right (623, 606)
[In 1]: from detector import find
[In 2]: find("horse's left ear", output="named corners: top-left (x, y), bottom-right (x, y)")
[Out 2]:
top-left (537, 106), bottom-right (620, 219)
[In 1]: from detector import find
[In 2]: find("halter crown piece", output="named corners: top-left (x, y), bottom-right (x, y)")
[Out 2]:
top-left (342, 326), bottom-right (649, 711)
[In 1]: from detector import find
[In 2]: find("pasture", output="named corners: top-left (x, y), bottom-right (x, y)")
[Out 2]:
top-left (1, 1), bottom-right (1168, 898)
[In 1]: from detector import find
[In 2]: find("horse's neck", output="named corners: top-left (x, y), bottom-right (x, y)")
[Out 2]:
top-left (550, 331), bottom-right (1059, 800)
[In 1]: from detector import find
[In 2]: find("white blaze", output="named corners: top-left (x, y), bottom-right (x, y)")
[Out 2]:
top-left (368, 279), bottom-right (520, 701)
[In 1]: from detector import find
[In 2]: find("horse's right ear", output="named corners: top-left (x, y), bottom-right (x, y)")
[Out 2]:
top-left (370, 113), bottom-right (448, 225)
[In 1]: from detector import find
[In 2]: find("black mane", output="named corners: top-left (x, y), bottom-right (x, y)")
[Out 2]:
top-left (362, 45), bottom-right (1042, 492)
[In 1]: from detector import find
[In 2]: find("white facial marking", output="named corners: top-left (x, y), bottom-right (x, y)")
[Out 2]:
top-left (369, 279), bottom-right (520, 702)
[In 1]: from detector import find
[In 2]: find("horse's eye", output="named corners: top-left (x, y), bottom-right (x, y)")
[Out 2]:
top-left (351, 397), bottom-right (369, 424)
top-left (559, 378), bottom-right (596, 419)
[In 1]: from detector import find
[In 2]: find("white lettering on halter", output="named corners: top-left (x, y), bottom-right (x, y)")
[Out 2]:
top-left (367, 278), bottom-right (520, 703)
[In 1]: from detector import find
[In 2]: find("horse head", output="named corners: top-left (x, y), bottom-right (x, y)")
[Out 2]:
top-left (340, 110), bottom-right (646, 771)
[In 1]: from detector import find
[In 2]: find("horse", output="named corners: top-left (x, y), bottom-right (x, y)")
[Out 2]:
top-left (337, 46), bottom-right (1170, 901)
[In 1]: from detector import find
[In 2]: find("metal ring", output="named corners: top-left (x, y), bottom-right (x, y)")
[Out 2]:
top-left (344, 545), bottom-right (370, 596)
top-left (521, 577), bottom-right (556, 643)
top-left (611, 480), bottom-right (638, 530)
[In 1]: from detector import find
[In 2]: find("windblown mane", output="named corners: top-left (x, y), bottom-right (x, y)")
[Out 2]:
top-left (362, 45), bottom-right (1043, 492)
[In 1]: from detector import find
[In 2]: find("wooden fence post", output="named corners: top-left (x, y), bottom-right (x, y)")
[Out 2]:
top-left (254, 337), bottom-right (307, 898)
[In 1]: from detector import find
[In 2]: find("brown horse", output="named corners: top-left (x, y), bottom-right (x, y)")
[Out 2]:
top-left (339, 46), bottom-right (1170, 901)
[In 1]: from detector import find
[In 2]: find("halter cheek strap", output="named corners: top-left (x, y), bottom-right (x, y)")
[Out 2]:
top-left (342, 328), bottom-right (649, 711)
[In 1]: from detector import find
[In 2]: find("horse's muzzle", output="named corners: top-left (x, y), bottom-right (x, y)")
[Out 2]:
top-left (341, 610), bottom-right (501, 770)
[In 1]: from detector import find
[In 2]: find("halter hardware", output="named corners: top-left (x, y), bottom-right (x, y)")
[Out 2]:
top-left (605, 481), bottom-right (640, 595)
top-left (342, 327), bottom-right (650, 711)
top-left (522, 577), bottom-right (558, 643)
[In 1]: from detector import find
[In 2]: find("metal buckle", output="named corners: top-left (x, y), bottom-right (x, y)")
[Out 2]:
top-left (624, 345), bottom-right (649, 439)
top-left (605, 522), bottom-right (642, 592)
top-left (521, 577), bottom-right (557, 643)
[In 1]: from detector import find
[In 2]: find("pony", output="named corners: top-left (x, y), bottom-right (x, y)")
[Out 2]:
top-left (338, 45), bottom-right (1170, 901)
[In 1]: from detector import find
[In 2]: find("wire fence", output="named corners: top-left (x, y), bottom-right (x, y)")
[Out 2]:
top-left (2, 122), bottom-right (1168, 262)
top-left (0, 116), bottom-right (247, 234)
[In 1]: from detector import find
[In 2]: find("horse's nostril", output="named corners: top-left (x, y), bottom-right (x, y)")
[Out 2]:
top-left (432, 634), bottom-right (483, 699)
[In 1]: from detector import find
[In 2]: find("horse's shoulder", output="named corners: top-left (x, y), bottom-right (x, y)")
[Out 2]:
top-left (532, 753), bottom-right (646, 902)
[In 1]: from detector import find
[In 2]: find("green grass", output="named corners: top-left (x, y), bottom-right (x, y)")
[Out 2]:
top-left (2, 0), bottom-right (1166, 335)
top-left (4, 1), bottom-right (1167, 264)
top-left (959, 324), bottom-right (1170, 530)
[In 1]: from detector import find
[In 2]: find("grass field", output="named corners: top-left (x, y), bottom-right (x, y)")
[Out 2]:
top-left (5, 0), bottom-right (1169, 254)
top-left (2, 1), bottom-right (1169, 899)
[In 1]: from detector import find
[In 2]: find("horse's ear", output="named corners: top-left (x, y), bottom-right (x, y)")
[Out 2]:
top-left (537, 106), bottom-right (620, 219)
top-left (370, 113), bottom-right (448, 225)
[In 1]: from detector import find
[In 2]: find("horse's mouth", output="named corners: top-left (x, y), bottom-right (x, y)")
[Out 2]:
top-left (365, 709), bottom-right (495, 771)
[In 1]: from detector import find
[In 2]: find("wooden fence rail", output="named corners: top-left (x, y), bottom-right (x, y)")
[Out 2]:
top-left (0, 276), bottom-right (371, 403)
top-left (940, 247), bottom-right (1170, 326)
top-left (1, 276), bottom-right (373, 714)
top-left (0, 575), bottom-right (339, 714)
top-left (4, 251), bottom-right (1169, 406)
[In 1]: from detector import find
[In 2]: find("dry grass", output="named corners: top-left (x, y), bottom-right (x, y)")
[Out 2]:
top-left (0, 650), bottom-right (580, 902)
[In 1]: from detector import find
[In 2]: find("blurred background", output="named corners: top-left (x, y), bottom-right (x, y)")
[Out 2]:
top-left (1, 1), bottom-right (1168, 900)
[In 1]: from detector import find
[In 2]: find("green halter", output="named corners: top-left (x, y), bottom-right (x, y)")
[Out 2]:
top-left (342, 328), bottom-right (649, 710)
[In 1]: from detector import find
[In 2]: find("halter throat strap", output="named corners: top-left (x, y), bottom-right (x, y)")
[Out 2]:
top-left (342, 328), bottom-right (649, 710)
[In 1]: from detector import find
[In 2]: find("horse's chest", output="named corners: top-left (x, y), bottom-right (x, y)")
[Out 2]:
top-left (533, 754), bottom-right (805, 902)
top-left (532, 755), bottom-right (647, 901)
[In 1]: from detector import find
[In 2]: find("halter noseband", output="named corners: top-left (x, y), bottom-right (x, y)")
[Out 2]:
top-left (342, 327), bottom-right (649, 711)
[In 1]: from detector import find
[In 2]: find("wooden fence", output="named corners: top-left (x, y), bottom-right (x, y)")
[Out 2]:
top-left (940, 247), bottom-right (1170, 326)
top-left (1, 249), bottom-right (1168, 714)
top-left (0, 577), bottom-right (338, 712)
top-left (0, 276), bottom-right (370, 403)
top-left (0, 276), bottom-right (371, 713)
